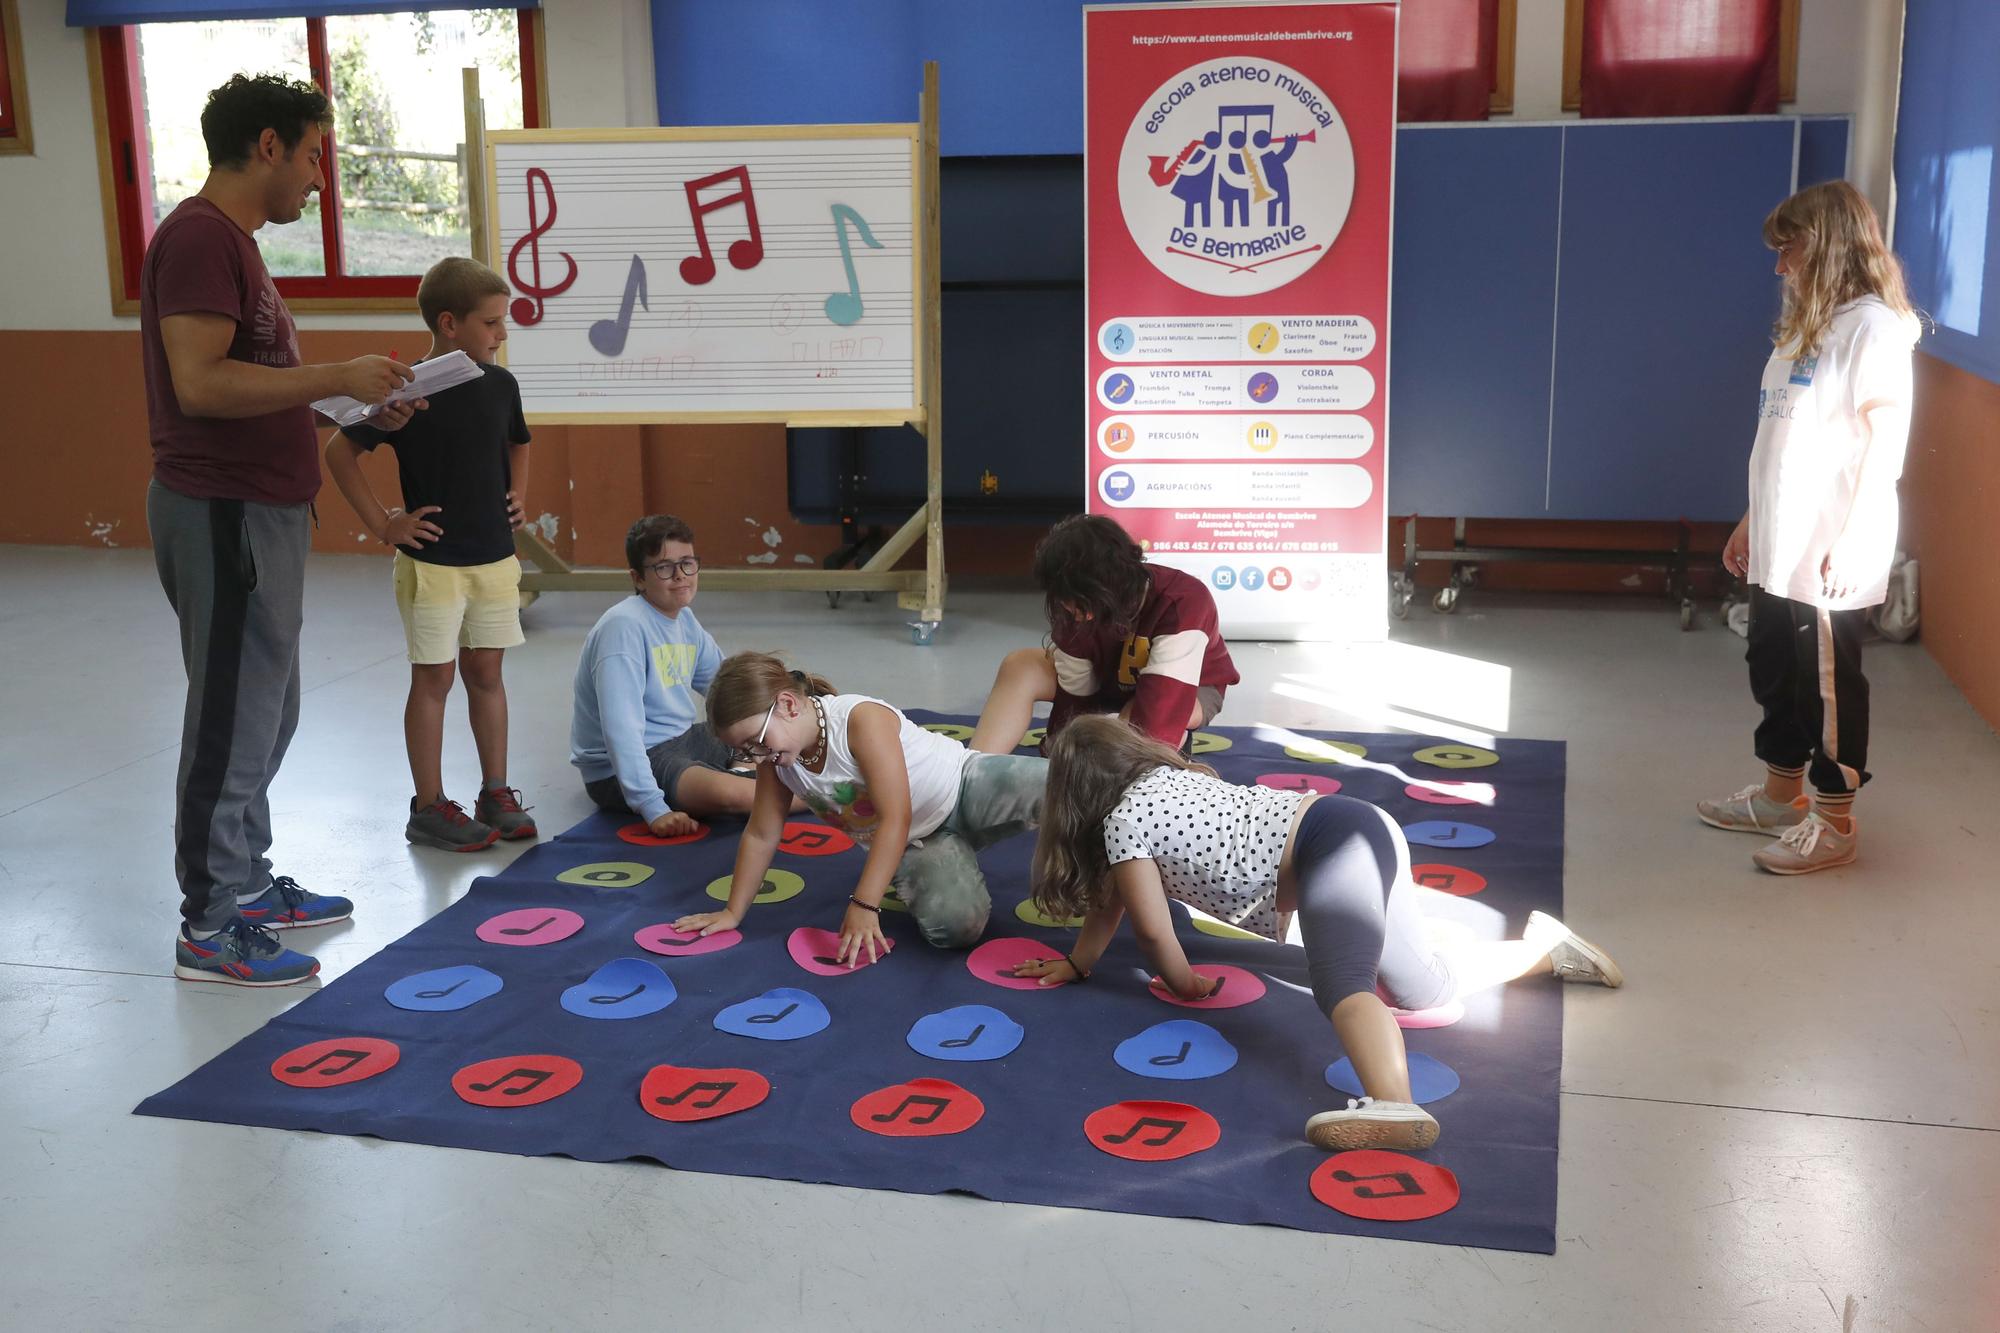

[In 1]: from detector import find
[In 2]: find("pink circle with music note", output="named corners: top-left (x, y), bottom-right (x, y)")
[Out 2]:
top-left (1385, 995), bottom-right (1466, 1029)
top-left (634, 921), bottom-right (742, 957)
top-left (1084, 1099), bottom-right (1221, 1162)
top-left (271, 1037), bottom-right (400, 1089)
top-left (1404, 781), bottom-right (1495, 807)
top-left (452, 1054), bottom-right (584, 1108)
top-left (967, 937), bottom-right (1069, 990)
top-left (777, 822), bottom-right (856, 857)
top-left (618, 821), bottom-right (710, 847)
top-left (1148, 964), bottom-right (1266, 1009)
top-left (1255, 772), bottom-right (1342, 795)
top-left (476, 907), bottom-right (585, 947)
top-left (850, 1077), bottom-right (984, 1137)
top-left (788, 926), bottom-right (893, 976)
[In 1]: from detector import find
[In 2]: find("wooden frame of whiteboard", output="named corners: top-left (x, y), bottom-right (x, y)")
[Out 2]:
top-left (473, 65), bottom-right (946, 631)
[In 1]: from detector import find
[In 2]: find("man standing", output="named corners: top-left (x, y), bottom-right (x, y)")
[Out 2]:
top-left (143, 74), bottom-right (416, 985)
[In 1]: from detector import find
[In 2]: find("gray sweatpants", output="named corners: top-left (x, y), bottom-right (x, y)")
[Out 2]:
top-left (148, 480), bottom-right (309, 931)
top-left (892, 752), bottom-right (1047, 949)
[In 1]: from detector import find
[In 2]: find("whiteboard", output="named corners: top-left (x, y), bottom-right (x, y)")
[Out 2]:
top-left (485, 127), bottom-right (923, 425)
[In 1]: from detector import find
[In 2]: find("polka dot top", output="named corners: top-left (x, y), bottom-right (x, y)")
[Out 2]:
top-left (1102, 765), bottom-right (1308, 941)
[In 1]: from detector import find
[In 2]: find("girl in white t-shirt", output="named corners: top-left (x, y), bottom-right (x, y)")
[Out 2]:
top-left (1013, 716), bottom-right (1624, 1153)
top-left (1701, 182), bottom-right (1921, 875)
top-left (674, 653), bottom-right (1045, 964)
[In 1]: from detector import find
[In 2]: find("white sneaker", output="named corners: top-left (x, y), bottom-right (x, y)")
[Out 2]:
top-left (1696, 784), bottom-right (1809, 835)
top-left (1304, 1096), bottom-right (1440, 1152)
top-left (1526, 910), bottom-right (1624, 988)
top-left (1752, 812), bottom-right (1857, 875)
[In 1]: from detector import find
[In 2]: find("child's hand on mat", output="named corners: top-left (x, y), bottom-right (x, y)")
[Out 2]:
top-left (1011, 957), bottom-right (1079, 987)
top-left (648, 810), bottom-right (699, 838)
top-left (372, 396), bottom-right (427, 431)
top-left (673, 909), bottom-right (739, 937)
top-left (1154, 972), bottom-right (1219, 1001)
top-left (382, 506), bottom-right (443, 550)
top-left (836, 904), bottom-right (889, 968)
top-left (506, 489), bottom-right (527, 530)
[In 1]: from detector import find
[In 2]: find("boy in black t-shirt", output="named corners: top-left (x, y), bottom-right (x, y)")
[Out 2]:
top-left (325, 257), bottom-right (537, 851)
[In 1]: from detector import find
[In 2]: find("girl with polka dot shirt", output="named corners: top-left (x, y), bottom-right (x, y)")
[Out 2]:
top-left (1015, 715), bottom-right (1625, 1152)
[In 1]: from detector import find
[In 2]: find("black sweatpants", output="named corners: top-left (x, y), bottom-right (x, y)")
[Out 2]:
top-left (1746, 587), bottom-right (1872, 797)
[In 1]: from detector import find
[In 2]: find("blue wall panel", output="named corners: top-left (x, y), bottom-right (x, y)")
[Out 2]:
top-left (1798, 117), bottom-right (1851, 190)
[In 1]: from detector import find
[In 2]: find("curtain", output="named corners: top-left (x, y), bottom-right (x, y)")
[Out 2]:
top-left (1399, 0), bottom-right (1499, 123)
top-left (1580, 0), bottom-right (1780, 119)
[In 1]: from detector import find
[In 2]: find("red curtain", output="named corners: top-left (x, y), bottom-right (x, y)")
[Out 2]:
top-left (1580, 0), bottom-right (1781, 118)
top-left (1398, 0), bottom-right (1499, 123)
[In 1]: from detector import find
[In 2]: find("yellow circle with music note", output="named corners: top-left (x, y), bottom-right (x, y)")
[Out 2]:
top-left (1190, 916), bottom-right (1261, 942)
top-left (1019, 727), bottom-right (1046, 751)
top-left (1016, 898), bottom-right (1084, 929)
top-left (1413, 744), bottom-right (1499, 770)
top-left (1189, 731), bottom-right (1232, 754)
top-left (1247, 421), bottom-right (1279, 453)
top-left (707, 869), bottom-right (805, 905)
top-left (1247, 322), bottom-right (1280, 354)
top-left (557, 861), bottom-right (655, 889)
top-left (1283, 739), bottom-right (1368, 763)
top-left (923, 723), bottom-right (974, 741)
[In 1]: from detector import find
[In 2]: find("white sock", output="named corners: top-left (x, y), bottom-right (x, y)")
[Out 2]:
top-left (185, 925), bottom-right (221, 941)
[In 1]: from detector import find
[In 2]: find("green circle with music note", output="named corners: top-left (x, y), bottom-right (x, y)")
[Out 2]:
top-left (1413, 743), bottom-right (1499, 770)
top-left (1018, 727), bottom-right (1047, 751)
top-left (557, 861), bottom-right (655, 889)
top-left (1188, 731), bottom-right (1231, 754)
top-left (1283, 739), bottom-right (1368, 764)
top-left (1015, 898), bottom-right (1083, 929)
top-left (1190, 916), bottom-right (1261, 942)
top-left (923, 723), bottom-right (974, 741)
top-left (707, 869), bottom-right (804, 905)
top-left (880, 887), bottom-right (910, 914)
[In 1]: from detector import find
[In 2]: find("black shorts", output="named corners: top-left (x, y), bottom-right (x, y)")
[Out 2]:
top-left (583, 724), bottom-right (736, 815)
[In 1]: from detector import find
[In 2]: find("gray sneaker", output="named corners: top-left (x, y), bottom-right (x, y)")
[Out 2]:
top-left (1752, 812), bottom-right (1857, 875)
top-left (1528, 910), bottom-right (1624, 987)
top-left (406, 797), bottom-right (501, 852)
top-left (475, 784), bottom-right (539, 841)
top-left (1697, 784), bottom-right (1809, 835)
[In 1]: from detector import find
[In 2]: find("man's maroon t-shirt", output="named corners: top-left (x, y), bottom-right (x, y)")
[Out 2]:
top-left (140, 197), bottom-right (319, 505)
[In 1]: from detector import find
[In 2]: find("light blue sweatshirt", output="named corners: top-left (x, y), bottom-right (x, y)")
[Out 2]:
top-left (569, 596), bottom-right (723, 821)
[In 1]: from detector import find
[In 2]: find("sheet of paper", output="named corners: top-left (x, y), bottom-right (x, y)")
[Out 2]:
top-left (311, 350), bottom-right (484, 429)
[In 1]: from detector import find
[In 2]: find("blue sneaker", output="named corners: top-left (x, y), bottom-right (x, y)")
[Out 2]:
top-left (238, 874), bottom-right (352, 930)
top-left (174, 918), bottom-right (321, 987)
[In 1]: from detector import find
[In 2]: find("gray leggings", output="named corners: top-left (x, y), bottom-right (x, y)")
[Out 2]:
top-left (1293, 795), bottom-right (1458, 1015)
top-left (893, 752), bottom-right (1046, 948)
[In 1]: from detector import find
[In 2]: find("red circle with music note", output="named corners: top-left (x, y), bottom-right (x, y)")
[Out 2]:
top-left (1084, 1100), bottom-right (1221, 1162)
top-left (270, 1037), bottom-right (400, 1089)
top-left (639, 1064), bottom-right (771, 1123)
top-left (1409, 863), bottom-right (1487, 897)
top-left (634, 921), bottom-right (742, 957)
top-left (1148, 964), bottom-right (1266, 1010)
top-left (777, 822), bottom-right (856, 857)
top-left (1255, 772), bottom-right (1342, 795)
top-left (617, 821), bottom-right (710, 847)
top-left (1404, 781), bottom-right (1495, 807)
top-left (966, 937), bottom-right (1069, 990)
top-left (1310, 1149), bottom-right (1460, 1221)
top-left (475, 907), bottom-right (585, 947)
top-left (788, 926), bottom-right (892, 976)
top-left (452, 1055), bottom-right (584, 1108)
top-left (850, 1077), bottom-right (984, 1137)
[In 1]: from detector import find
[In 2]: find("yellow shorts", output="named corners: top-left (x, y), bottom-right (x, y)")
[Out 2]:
top-left (392, 552), bottom-right (525, 665)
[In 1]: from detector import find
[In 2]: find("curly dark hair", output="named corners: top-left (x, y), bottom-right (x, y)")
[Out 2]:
top-left (201, 74), bottom-right (333, 170)
top-left (1032, 514), bottom-right (1153, 639)
top-left (625, 514), bottom-right (697, 572)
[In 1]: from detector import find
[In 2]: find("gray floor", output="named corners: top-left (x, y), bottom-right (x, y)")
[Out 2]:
top-left (1, 544), bottom-right (1993, 1333)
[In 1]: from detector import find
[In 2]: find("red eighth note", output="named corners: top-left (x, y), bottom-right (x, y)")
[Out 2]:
top-left (851, 1077), bottom-right (984, 1138)
top-left (270, 1037), bottom-right (400, 1089)
top-left (680, 166), bottom-right (764, 285)
top-left (641, 1064), bottom-right (771, 1123)
top-left (453, 1055), bottom-right (583, 1108)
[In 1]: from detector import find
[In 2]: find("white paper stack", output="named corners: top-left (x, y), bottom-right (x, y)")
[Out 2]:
top-left (311, 349), bottom-right (484, 428)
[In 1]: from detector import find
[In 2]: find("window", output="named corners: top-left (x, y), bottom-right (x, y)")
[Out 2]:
top-left (1398, 0), bottom-right (1519, 123)
top-left (0, 0), bottom-right (31, 155)
top-left (90, 8), bottom-right (545, 311)
top-left (1563, 0), bottom-right (1799, 117)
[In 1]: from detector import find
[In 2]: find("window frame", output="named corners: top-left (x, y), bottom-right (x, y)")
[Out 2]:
top-left (1490, 0), bottom-right (1518, 116)
top-left (1562, 0), bottom-right (1799, 113)
top-left (88, 9), bottom-right (546, 315)
top-left (0, 0), bottom-right (32, 155)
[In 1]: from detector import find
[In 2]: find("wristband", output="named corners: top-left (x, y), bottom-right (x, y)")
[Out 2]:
top-left (847, 896), bottom-right (881, 914)
top-left (1065, 952), bottom-right (1091, 981)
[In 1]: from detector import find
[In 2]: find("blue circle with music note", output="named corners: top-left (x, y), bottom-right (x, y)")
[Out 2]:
top-left (560, 957), bottom-right (677, 1021)
top-left (385, 964), bottom-right (503, 1013)
top-left (1403, 820), bottom-right (1496, 849)
top-left (906, 1005), bottom-right (1024, 1062)
top-left (1114, 1019), bottom-right (1238, 1081)
top-left (1326, 1051), bottom-right (1460, 1105)
top-left (713, 987), bottom-right (829, 1041)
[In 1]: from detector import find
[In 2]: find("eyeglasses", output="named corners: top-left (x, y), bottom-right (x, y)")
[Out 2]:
top-left (730, 699), bottom-right (780, 765)
top-left (645, 556), bottom-right (702, 580)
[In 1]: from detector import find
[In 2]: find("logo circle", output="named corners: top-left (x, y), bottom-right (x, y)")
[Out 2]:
top-left (1247, 323), bottom-right (1280, 354)
top-left (1248, 420), bottom-right (1278, 451)
top-left (1101, 421), bottom-right (1136, 454)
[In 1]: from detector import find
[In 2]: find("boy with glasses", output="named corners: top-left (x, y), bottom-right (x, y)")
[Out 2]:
top-left (569, 515), bottom-right (768, 835)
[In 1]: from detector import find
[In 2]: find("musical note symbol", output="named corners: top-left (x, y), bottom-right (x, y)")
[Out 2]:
top-left (1431, 827), bottom-right (1460, 842)
top-left (587, 982), bottom-right (646, 1006)
top-left (506, 167), bottom-right (577, 326)
top-left (1329, 1168), bottom-right (1426, 1199)
top-left (467, 1066), bottom-right (552, 1097)
top-left (811, 955), bottom-right (845, 968)
top-left (745, 1002), bottom-right (799, 1025)
top-left (869, 1093), bottom-right (951, 1126)
top-left (654, 1079), bottom-right (739, 1109)
top-left (784, 828), bottom-right (835, 852)
top-left (1417, 872), bottom-right (1455, 890)
top-left (414, 979), bottom-right (467, 1000)
top-left (588, 255), bottom-right (649, 357)
top-left (823, 204), bottom-right (884, 327)
top-left (938, 1024), bottom-right (988, 1050)
top-left (1148, 1041), bottom-right (1193, 1067)
top-left (498, 915), bottom-right (557, 937)
top-left (1102, 1115), bottom-right (1187, 1147)
top-left (284, 1048), bottom-right (370, 1077)
top-left (679, 166), bottom-right (763, 285)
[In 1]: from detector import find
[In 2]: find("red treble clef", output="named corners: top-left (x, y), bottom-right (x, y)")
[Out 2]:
top-left (507, 167), bottom-right (578, 326)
